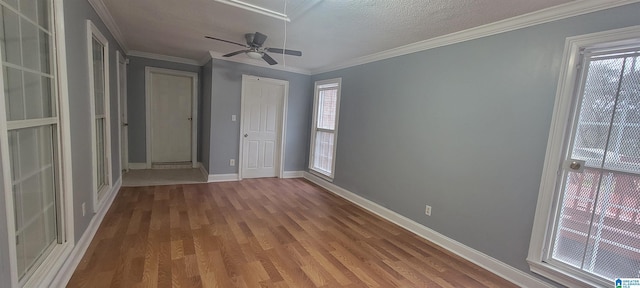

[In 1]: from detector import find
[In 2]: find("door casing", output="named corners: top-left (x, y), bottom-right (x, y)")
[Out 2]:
top-left (116, 51), bottom-right (128, 173)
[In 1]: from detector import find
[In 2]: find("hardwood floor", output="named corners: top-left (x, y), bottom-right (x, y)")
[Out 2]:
top-left (67, 178), bottom-right (517, 288)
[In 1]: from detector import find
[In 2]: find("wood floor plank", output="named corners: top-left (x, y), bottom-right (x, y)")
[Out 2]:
top-left (67, 178), bottom-right (518, 288)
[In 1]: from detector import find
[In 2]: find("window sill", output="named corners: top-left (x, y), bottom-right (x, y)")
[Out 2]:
top-left (308, 169), bottom-right (334, 182)
top-left (527, 259), bottom-right (609, 288)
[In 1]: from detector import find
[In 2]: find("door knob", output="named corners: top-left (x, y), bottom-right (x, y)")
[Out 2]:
top-left (244, 134), bottom-right (248, 138)
top-left (188, 117), bottom-right (192, 120)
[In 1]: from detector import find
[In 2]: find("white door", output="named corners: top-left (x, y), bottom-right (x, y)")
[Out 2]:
top-left (149, 72), bottom-right (192, 164)
top-left (117, 51), bottom-right (128, 172)
top-left (241, 77), bottom-right (286, 178)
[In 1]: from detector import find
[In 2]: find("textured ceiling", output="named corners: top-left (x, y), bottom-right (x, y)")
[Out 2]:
top-left (102, 0), bottom-right (576, 72)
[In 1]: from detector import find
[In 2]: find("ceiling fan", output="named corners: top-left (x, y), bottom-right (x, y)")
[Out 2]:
top-left (205, 32), bottom-right (302, 65)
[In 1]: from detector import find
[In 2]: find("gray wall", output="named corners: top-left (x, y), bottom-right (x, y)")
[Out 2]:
top-left (126, 56), bottom-right (202, 164)
top-left (209, 59), bottom-right (312, 174)
top-left (311, 2), bottom-right (640, 280)
top-left (64, 0), bottom-right (124, 242)
top-left (200, 60), bottom-right (213, 172)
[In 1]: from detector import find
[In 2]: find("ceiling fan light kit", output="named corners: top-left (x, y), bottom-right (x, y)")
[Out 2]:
top-left (246, 51), bottom-right (262, 59)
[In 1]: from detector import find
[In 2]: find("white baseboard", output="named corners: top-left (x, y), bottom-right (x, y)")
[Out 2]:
top-left (50, 177), bottom-right (122, 287)
top-left (208, 173), bottom-right (239, 182)
top-left (302, 172), bottom-right (553, 288)
top-left (127, 162), bottom-right (147, 170)
top-left (282, 171), bottom-right (304, 178)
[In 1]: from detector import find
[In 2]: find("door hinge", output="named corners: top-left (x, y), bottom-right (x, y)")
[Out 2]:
top-left (16, 235), bottom-right (19, 245)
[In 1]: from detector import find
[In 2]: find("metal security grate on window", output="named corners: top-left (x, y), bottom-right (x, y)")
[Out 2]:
top-left (551, 50), bottom-right (640, 281)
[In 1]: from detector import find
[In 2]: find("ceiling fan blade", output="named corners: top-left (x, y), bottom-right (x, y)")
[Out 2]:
top-left (262, 53), bottom-right (277, 65)
top-left (266, 48), bottom-right (302, 56)
top-left (223, 50), bottom-right (249, 57)
top-left (205, 36), bottom-right (247, 47)
top-left (252, 32), bottom-right (267, 46)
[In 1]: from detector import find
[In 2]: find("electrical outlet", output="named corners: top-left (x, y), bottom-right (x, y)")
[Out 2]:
top-left (231, 115), bottom-right (237, 121)
top-left (82, 202), bottom-right (86, 216)
top-left (425, 205), bottom-right (432, 216)
top-left (230, 159), bottom-right (235, 166)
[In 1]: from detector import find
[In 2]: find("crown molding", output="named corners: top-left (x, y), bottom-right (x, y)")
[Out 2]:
top-left (208, 51), bottom-right (311, 75)
top-left (128, 50), bottom-right (201, 66)
top-left (86, 0), bottom-right (128, 53)
top-left (311, 0), bottom-right (640, 75)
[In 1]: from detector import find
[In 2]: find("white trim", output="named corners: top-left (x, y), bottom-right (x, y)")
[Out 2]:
top-left (238, 75), bottom-right (289, 180)
top-left (214, 0), bottom-right (291, 22)
top-left (49, 178), bottom-right (121, 288)
top-left (208, 173), bottom-right (239, 182)
top-left (310, 0), bottom-right (640, 75)
top-left (0, 26), bottom-right (19, 288)
top-left (209, 51), bottom-right (311, 75)
top-left (127, 163), bottom-right (147, 170)
top-left (144, 67), bottom-right (199, 169)
top-left (87, 19), bottom-right (113, 213)
top-left (282, 171), bottom-right (304, 178)
top-left (527, 25), bottom-right (640, 288)
top-left (7, 117), bottom-right (58, 130)
top-left (53, 0), bottom-right (76, 275)
top-left (129, 50), bottom-right (200, 66)
top-left (303, 172), bottom-right (553, 288)
top-left (116, 50), bottom-right (128, 172)
top-left (198, 53), bottom-right (213, 66)
top-left (86, 0), bottom-right (128, 53)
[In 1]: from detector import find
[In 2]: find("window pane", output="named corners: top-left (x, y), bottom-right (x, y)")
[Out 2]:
top-left (582, 173), bottom-right (640, 280)
top-left (8, 125), bottom-right (58, 280)
top-left (96, 118), bottom-right (106, 191)
top-left (23, 71), bottom-right (53, 119)
top-left (317, 88), bottom-right (337, 130)
top-left (571, 58), bottom-right (624, 167)
top-left (36, 0), bottom-right (48, 30)
top-left (39, 30), bottom-right (50, 74)
top-left (553, 169), bottom-right (602, 268)
top-left (19, 0), bottom-right (37, 23)
top-left (4, 0), bottom-right (18, 10)
top-left (92, 37), bottom-right (104, 116)
top-left (21, 18), bottom-right (39, 71)
top-left (4, 66), bottom-right (25, 121)
top-left (313, 131), bottom-right (334, 174)
top-left (1, 7), bottom-right (22, 66)
top-left (604, 57), bottom-right (640, 173)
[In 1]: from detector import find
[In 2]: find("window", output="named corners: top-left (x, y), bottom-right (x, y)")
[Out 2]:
top-left (0, 0), bottom-right (73, 286)
top-left (309, 78), bottom-right (341, 179)
top-left (87, 20), bottom-right (111, 211)
top-left (528, 27), bottom-right (640, 287)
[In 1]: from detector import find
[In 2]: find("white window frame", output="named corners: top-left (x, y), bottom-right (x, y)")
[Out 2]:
top-left (0, 0), bottom-right (75, 286)
top-left (308, 78), bottom-right (341, 180)
top-left (527, 25), bottom-right (640, 288)
top-left (86, 20), bottom-right (112, 212)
